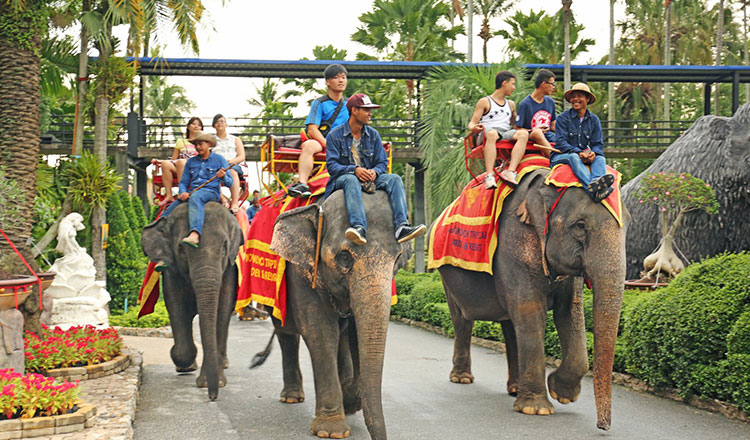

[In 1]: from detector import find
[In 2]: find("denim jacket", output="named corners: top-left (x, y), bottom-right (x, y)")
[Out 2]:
top-left (178, 152), bottom-right (233, 194)
top-left (553, 108), bottom-right (605, 159)
top-left (324, 122), bottom-right (388, 198)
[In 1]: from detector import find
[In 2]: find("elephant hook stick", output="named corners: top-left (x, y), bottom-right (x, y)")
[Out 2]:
top-left (312, 205), bottom-right (323, 289)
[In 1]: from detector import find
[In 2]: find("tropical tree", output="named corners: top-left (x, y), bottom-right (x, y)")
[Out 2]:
top-left (467, 0), bottom-right (511, 63)
top-left (246, 78), bottom-right (297, 120)
top-left (497, 8), bottom-right (594, 65)
top-left (144, 75), bottom-right (195, 144)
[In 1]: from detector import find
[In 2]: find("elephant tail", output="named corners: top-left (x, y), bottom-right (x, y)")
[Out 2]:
top-left (249, 331), bottom-right (276, 369)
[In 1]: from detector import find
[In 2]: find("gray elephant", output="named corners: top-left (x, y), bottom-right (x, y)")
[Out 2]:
top-left (269, 190), bottom-right (409, 440)
top-left (435, 168), bottom-right (629, 430)
top-left (141, 202), bottom-right (244, 400)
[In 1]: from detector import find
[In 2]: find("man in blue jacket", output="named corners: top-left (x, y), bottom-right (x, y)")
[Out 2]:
top-left (325, 93), bottom-right (426, 245)
top-left (159, 131), bottom-right (233, 252)
top-left (552, 83), bottom-right (615, 203)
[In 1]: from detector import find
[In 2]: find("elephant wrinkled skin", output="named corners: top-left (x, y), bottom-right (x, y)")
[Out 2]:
top-left (269, 190), bottom-right (410, 440)
top-left (436, 168), bottom-right (629, 430)
top-left (141, 202), bottom-right (244, 401)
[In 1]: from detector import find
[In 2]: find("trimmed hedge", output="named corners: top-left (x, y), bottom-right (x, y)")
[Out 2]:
top-left (393, 253), bottom-right (750, 414)
top-left (109, 300), bottom-right (170, 328)
top-left (106, 192), bottom-right (148, 313)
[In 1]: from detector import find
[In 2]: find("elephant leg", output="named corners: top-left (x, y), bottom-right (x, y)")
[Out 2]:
top-left (445, 288), bottom-right (475, 384)
top-left (500, 320), bottom-right (519, 395)
top-left (277, 331), bottom-right (305, 404)
top-left (547, 278), bottom-right (588, 405)
top-left (162, 273), bottom-right (198, 373)
top-left (339, 318), bottom-right (361, 414)
top-left (507, 293), bottom-right (555, 415)
top-left (302, 321), bottom-right (350, 439)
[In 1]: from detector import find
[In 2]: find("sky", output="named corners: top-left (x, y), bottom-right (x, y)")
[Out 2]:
top-left (112, 0), bottom-right (632, 119)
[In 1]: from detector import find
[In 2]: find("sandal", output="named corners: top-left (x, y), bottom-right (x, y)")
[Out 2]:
top-left (181, 238), bottom-right (199, 248)
top-left (588, 174), bottom-right (615, 194)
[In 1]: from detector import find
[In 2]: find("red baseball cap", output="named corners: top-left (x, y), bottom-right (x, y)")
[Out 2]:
top-left (346, 93), bottom-right (381, 112)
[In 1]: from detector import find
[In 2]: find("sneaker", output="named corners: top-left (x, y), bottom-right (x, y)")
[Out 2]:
top-left (345, 226), bottom-right (367, 245)
top-left (499, 169), bottom-right (518, 186)
top-left (484, 173), bottom-right (497, 189)
top-left (588, 174), bottom-right (615, 194)
top-left (593, 186), bottom-right (614, 203)
top-left (287, 182), bottom-right (311, 198)
top-left (395, 224), bottom-right (427, 244)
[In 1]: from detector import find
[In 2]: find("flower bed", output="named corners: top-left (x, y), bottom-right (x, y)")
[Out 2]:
top-left (0, 370), bottom-right (79, 419)
top-left (24, 325), bottom-right (122, 374)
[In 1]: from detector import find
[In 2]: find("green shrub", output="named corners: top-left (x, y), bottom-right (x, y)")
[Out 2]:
top-left (130, 196), bottom-right (148, 231)
top-left (106, 192), bottom-right (148, 313)
top-left (727, 310), bottom-right (750, 355)
top-left (621, 252), bottom-right (750, 405)
top-left (109, 300), bottom-right (170, 328)
top-left (473, 320), bottom-right (503, 342)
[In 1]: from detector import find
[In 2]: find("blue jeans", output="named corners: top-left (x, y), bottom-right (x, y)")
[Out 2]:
top-left (161, 188), bottom-right (220, 235)
top-left (551, 153), bottom-right (606, 194)
top-left (332, 173), bottom-right (408, 231)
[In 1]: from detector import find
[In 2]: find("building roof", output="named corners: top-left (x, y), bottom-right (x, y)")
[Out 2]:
top-left (130, 57), bottom-right (750, 83)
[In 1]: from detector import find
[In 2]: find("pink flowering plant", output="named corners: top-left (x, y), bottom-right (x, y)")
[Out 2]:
top-left (0, 369), bottom-right (79, 419)
top-left (637, 171), bottom-right (719, 281)
top-left (24, 325), bottom-right (122, 373)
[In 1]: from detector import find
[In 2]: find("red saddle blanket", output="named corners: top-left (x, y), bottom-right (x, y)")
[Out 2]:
top-left (428, 155), bottom-right (623, 274)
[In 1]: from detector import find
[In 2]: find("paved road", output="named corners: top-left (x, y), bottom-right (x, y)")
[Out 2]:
top-left (131, 318), bottom-right (750, 440)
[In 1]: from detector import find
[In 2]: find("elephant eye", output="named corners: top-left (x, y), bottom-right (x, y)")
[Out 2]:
top-left (334, 250), bottom-right (354, 273)
top-left (570, 220), bottom-right (586, 241)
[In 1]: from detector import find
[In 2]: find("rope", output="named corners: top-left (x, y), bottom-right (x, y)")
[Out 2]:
top-left (544, 186), bottom-right (568, 235)
top-left (0, 229), bottom-right (42, 310)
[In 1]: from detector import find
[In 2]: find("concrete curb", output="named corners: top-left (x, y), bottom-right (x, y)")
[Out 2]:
top-left (391, 316), bottom-right (750, 424)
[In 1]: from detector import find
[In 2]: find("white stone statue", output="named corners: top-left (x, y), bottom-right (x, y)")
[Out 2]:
top-left (43, 212), bottom-right (111, 330)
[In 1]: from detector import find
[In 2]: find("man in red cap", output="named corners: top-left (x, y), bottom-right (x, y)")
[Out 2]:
top-left (324, 93), bottom-right (426, 245)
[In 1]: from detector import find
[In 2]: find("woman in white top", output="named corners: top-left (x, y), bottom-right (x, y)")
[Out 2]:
top-left (159, 117), bottom-right (203, 206)
top-left (212, 113), bottom-right (246, 213)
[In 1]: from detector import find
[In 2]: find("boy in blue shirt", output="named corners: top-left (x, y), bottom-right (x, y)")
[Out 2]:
top-left (515, 68), bottom-right (557, 152)
top-left (287, 64), bottom-right (349, 198)
top-left (552, 83), bottom-right (615, 203)
top-left (158, 131), bottom-right (233, 258)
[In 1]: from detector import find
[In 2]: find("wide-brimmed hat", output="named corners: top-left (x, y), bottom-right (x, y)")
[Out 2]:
top-left (346, 93), bottom-right (381, 113)
top-left (188, 131), bottom-right (217, 148)
top-left (564, 83), bottom-right (597, 104)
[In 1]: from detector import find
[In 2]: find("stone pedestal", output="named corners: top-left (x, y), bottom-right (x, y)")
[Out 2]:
top-left (0, 308), bottom-right (24, 373)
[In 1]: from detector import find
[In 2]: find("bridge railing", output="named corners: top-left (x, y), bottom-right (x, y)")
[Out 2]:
top-left (40, 114), bottom-right (693, 159)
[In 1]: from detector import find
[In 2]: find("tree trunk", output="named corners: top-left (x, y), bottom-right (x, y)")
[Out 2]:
top-left (467, 0), bottom-right (473, 62)
top-left (608, 0), bottom-right (615, 141)
top-left (714, 0), bottom-right (724, 114)
top-left (92, 38), bottom-right (111, 282)
top-left (663, 2), bottom-right (671, 127)
top-left (744, 2), bottom-right (749, 104)
top-left (73, 0), bottom-right (90, 156)
top-left (562, 0), bottom-right (572, 110)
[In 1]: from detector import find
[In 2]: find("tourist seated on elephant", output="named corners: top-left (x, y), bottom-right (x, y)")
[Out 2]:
top-left (325, 93), bottom-right (426, 245)
top-left (552, 83), bottom-right (615, 203)
top-left (154, 131), bottom-right (233, 270)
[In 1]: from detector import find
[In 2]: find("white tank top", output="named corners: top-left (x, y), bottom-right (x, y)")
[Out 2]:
top-left (479, 96), bottom-right (512, 132)
top-left (214, 133), bottom-right (237, 161)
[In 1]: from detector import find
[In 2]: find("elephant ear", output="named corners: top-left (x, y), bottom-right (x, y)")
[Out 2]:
top-left (226, 218), bottom-right (245, 268)
top-left (516, 170), bottom-right (554, 277)
top-left (271, 204), bottom-right (322, 274)
top-left (394, 241), bottom-right (413, 275)
top-left (141, 217), bottom-right (173, 265)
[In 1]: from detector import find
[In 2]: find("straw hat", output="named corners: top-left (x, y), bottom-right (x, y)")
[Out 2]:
top-left (564, 83), bottom-right (597, 104)
top-left (188, 131), bottom-right (217, 148)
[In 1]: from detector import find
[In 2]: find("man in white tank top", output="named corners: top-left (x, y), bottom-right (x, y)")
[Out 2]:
top-left (468, 71), bottom-right (529, 189)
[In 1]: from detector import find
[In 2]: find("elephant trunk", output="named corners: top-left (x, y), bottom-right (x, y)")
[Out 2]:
top-left (192, 267), bottom-right (222, 400)
top-left (350, 275), bottom-right (392, 440)
top-left (588, 236), bottom-right (625, 431)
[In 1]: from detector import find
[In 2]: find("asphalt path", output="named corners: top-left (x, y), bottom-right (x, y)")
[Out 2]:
top-left (131, 318), bottom-right (750, 440)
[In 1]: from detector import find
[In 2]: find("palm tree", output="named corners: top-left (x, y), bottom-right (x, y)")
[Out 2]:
top-left (246, 79), bottom-right (297, 120)
top-left (608, 0), bottom-right (616, 138)
top-left (144, 75), bottom-right (195, 144)
top-left (562, 0), bottom-right (572, 109)
top-left (743, 0), bottom-right (750, 104)
top-left (714, 0), bottom-right (725, 114)
top-left (470, 0), bottom-right (511, 63)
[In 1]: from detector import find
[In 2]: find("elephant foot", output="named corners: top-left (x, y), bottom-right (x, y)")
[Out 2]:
top-left (507, 380), bottom-right (518, 396)
top-left (196, 371), bottom-right (227, 389)
top-left (176, 361), bottom-right (198, 373)
top-left (449, 368), bottom-right (474, 384)
top-left (547, 372), bottom-right (581, 404)
top-left (280, 386), bottom-right (305, 404)
top-left (311, 413), bottom-right (350, 439)
top-left (223, 358), bottom-right (229, 369)
top-left (513, 395), bottom-right (555, 415)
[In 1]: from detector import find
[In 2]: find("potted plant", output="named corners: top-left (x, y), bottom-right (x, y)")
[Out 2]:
top-left (631, 171), bottom-right (719, 286)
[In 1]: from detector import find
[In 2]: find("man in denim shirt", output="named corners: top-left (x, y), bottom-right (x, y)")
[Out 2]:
top-left (552, 83), bottom-right (615, 203)
top-left (325, 93), bottom-right (426, 245)
top-left (159, 131), bottom-right (233, 256)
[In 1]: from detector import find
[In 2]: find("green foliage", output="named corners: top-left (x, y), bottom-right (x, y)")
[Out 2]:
top-left (68, 151), bottom-right (121, 215)
top-left (0, 166), bottom-right (26, 231)
top-left (130, 196), bottom-right (148, 231)
top-left (0, 1), bottom-right (48, 53)
top-left (637, 171), bottom-right (719, 217)
top-left (105, 192), bottom-right (147, 313)
top-left (621, 252), bottom-right (750, 411)
top-left (90, 56), bottom-right (136, 102)
top-left (109, 300), bottom-right (170, 328)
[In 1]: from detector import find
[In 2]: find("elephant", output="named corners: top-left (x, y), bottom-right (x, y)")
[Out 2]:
top-left (269, 190), bottom-right (410, 440)
top-left (141, 202), bottom-right (244, 401)
top-left (435, 168), bottom-right (629, 431)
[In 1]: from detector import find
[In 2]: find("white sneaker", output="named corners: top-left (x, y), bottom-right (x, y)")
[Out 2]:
top-left (499, 169), bottom-right (518, 186)
top-left (484, 173), bottom-right (497, 189)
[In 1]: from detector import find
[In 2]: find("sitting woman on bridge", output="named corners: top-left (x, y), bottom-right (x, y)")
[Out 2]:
top-left (212, 114), bottom-right (246, 214)
top-left (159, 117), bottom-right (203, 206)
